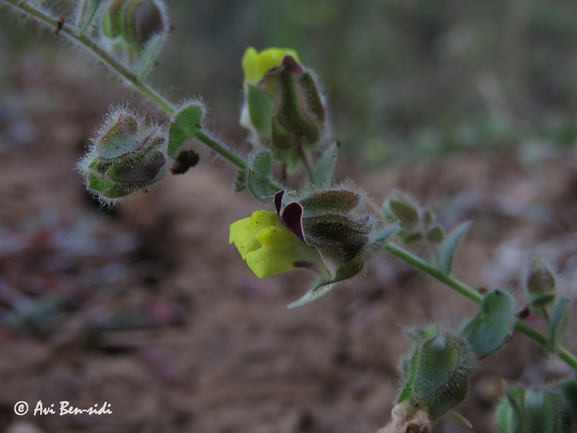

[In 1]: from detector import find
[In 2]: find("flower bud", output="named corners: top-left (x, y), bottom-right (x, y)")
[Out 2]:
top-left (78, 108), bottom-right (168, 203)
top-left (240, 47), bottom-right (328, 161)
top-left (495, 386), bottom-right (572, 433)
top-left (397, 326), bottom-right (475, 421)
top-left (274, 188), bottom-right (384, 280)
top-left (101, 0), bottom-right (167, 74)
top-left (524, 256), bottom-right (557, 310)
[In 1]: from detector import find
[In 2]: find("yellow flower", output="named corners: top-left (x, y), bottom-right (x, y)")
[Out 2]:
top-left (229, 210), bottom-right (327, 279)
top-left (241, 46), bottom-right (300, 84)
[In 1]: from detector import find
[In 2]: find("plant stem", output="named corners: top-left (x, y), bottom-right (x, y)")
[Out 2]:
top-left (194, 129), bottom-right (286, 193)
top-left (384, 242), bottom-right (483, 304)
top-left (3, 0), bottom-right (252, 170)
top-left (384, 241), bottom-right (577, 372)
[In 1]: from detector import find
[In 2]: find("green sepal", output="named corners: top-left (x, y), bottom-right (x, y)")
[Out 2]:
top-left (299, 189), bottom-right (360, 215)
top-left (414, 334), bottom-right (472, 419)
top-left (397, 326), bottom-right (439, 404)
top-left (460, 289), bottom-right (516, 357)
top-left (401, 232), bottom-right (423, 245)
top-left (303, 214), bottom-right (370, 263)
top-left (271, 118), bottom-right (295, 150)
top-left (525, 390), bottom-right (556, 433)
top-left (101, 183), bottom-right (137, 199)
top-left (299, 72), bottom-right (325, 123)
top-left (123, 0), bottom-right (164, 45)
top-left (495, 387), bottom-right (527, 433)
top-left (247, 84), bottom-right (275, 139)
top-left (95, 114), bottom-right (139, 160)
top-left (277, 72), bottom-right (319, 144)
top-left (247, 150), bottom-right (272, 202)
top-left (558, 376), bottom-right (577, 423)
top-left (105, 150), bottom-right (166, 184)
top-left (102, 0), bottom-right (125, 38)
top-left (397, 328), bottom-right (473, 421)
top-left (422, 209), bottom-right (433, 226)
top-left (167, 103), bottom-right (204, 158)
top-left (427, 226), bottom-right (444, 244)
top-left (388, 196), bottom-right (419, 229)
top-left (287, 258), bottom-right (363, 309)
top-left (87, 172), bottom-right (115, 193)
top-left (525, 256), bottom-right (556, 296)
top-left (76, 0), bottom-right (102, 33)
top-left (438, 221), bottom-right (471, 275)
top-left (311, 141), bottom-right (338, 187)
top-left (548, 296), bottom-right (571, 353)
top-left (130, 34), bottom-right (164, 76)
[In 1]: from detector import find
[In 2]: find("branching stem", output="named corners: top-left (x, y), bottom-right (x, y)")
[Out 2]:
top-left (384, 242), bottom-right (577, 372)
top-left (2, 0), bottom-right (258, 175)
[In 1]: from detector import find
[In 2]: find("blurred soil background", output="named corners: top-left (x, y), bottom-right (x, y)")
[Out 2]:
top-left (1, 1), bottom-right (577, 432)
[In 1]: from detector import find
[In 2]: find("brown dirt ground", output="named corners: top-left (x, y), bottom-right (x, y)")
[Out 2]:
top-left (1, 51), bottom-right (577, 433)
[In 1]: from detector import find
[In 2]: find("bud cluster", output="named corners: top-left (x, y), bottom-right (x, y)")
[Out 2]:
top-left (495, 385), bottom-right (574, 433)
top-left (78, 107), bottom-right (168, 203)
top-left (384, 191), bottom-right (444, 246)
top-left (239, 47), bottom-right (333, 183)
top-left (101, 0), bottom-right (168, 75)
top-left (396, 326), bottom-right (475, 422)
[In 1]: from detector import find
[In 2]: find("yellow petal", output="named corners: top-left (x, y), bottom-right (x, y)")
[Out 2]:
top-left (241, 46), bottom-right (260, 84)
top-left (256, 225), bottom-right (298, 247)
top-left (229, 217), bottom-right (251, 243)
top-left (250, 210), bottom-right (282, 229)
top-left (242, 47), bottom-right (300, 84)
top-left (246, 245), bottom-right (300, 278)
top-left (229, 217), bottom-right (259, 260)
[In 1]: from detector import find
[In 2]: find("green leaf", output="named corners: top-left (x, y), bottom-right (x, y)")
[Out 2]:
top-left (548, 296), bottom-right (571, 354)
top-left (461, 289), bottom-right (516, 357)
top-left (247, 150), bottom-right (272, 202)
top-left (167, 103), bottom-right (204, 158)
top-left (438, 221), bottom-right (471, 275)
top-left (311, 141), bottom-right (338, 187)
top-left (247, 84), bottom-right (274, 138)
top-left (287, 258), bottom-right (363, 309)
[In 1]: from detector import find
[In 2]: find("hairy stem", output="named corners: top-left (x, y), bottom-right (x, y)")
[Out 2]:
top-left (2, 0), bottom-right (254, 172)
top-left (384, 242), bottom-right (577, 372)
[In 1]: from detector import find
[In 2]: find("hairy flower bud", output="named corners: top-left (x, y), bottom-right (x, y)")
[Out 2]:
top-left (240, 47), bottom-right (328, 162)
top-left (524, 256), bottom-right (557, 310)
top-left (495, 386), bottom-right (572, 433)
top-left (101, 0), bottom-right (167, 74)
top-left (78, 108), bottom-right (168, 203)
top-left (397, 326), bottom-right (475, 421)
